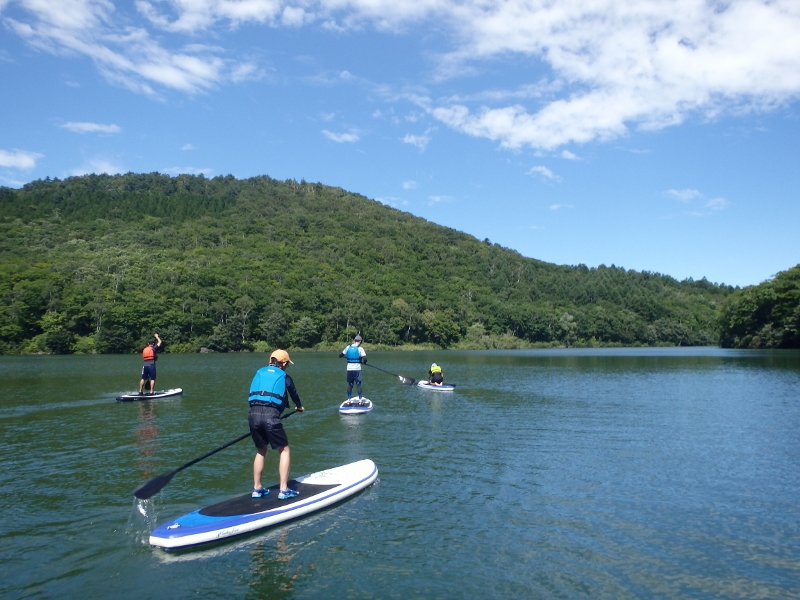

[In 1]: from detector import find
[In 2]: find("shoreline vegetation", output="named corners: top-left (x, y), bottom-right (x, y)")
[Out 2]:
top-left (1, 173), bottom-right (797, 354)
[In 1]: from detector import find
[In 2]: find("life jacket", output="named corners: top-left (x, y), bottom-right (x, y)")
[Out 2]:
top-left (142, 346), bottom-right (155, 361)
top-left (248, 366), bottom-right (287, 407)
top-left (430, 364), bottom-right (442, 374)
top-left (345, 344), bottom-right (362, 364)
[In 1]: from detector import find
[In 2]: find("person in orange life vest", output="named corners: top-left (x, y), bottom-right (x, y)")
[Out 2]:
top-left (248, 349), bottom-right (305, 500)
top-left (138, 333), bottom-right (163, 395)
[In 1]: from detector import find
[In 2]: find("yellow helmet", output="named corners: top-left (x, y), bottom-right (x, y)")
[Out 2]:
top-left (270, 349), bottom-right (294, 364)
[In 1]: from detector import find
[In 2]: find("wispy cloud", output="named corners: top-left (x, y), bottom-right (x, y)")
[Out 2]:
top-left (0, 149), bottom-right (43, 170)
top-left (181, 143), bottom-right (195, 150)
top-left (162, 166), bottom-right (214, 176)
top-left (428, 195), bottom-right (454, 205)
top-left (402, 131), bottom-right (431, 151)
top-left (665, 189), bottom-right (703, 202)
top-left (61, 121), bottom-right (121, 134)
top-left (322, 130), bottom-right (359, 143)
top-left (549, 204), bottom-right (573, 210)
top-left (561, 150), bottom-right (579, 160)
top-left (68, 159), bottom-right (124, 177)
top-left (527, 165), bottom-right (561, 182)
top-left (402, 180), bottom-right (417, 190)
top-left (664, 188), bottom-right (729, 215)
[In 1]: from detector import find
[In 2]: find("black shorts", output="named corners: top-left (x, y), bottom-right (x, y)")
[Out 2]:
top-left (430, 372), bottom-right (443, 383)
top-left (248, 404), bottom-right (289, 450)
top-left (141, 364), bottom-right (156, 380)
top-left (346, 370), bottom-right (362, 384)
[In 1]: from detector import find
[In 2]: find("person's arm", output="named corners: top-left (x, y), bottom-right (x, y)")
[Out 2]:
top-left (284, 374), bottom-right (304, 411)
top-left (360, 347), bottom-right (367, 364)
top-left (154, 333), bottom-right (163, 350)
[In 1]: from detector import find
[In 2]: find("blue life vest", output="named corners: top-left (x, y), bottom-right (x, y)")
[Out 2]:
top-left (345, 344), bottom-right (361, 364)
top-left (248, 366), bottom-right (286, 406)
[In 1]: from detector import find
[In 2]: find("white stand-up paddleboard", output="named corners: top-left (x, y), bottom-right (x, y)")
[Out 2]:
top-left (149, 459), bottom-right (378, 550)
top-left (339, 398), bottom-right (373, 414)
top-left (417, 381), bottom-right (456, 392)
top-left (117, 388), bottom-right (183, 402)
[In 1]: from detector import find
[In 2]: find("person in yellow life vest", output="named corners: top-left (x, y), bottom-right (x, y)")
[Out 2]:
top-left (428, 363), bottom-right (444, 386)
top-left (138, 333), bottom-right (163, 395)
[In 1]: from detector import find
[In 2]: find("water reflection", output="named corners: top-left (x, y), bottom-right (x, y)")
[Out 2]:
top-left (134, 401), bottom-right (160, 481)
top-left (245, 530), bottom-right (309, 600)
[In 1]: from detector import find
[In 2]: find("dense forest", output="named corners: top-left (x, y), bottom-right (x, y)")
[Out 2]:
top-left (1, 173), bottom-right (736, 354)
top-left (717, 265), bottom-right (800, 349)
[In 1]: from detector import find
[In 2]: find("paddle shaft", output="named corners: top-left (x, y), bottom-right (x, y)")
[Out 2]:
top-left (132, 409), bottom-right (298, 499)
top-left (364, 362), bottom-right (415, 385)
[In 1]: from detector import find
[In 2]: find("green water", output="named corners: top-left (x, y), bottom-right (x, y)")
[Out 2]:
top-left (1, 349), bottom-right (799, 598)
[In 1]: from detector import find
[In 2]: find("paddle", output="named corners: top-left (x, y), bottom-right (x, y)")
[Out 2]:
top-left (365, 363), bottom-right (416, 385)
top-left (132, 410), bottom-right (299, 500)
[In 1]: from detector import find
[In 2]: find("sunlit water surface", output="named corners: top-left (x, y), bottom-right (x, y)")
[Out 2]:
top-left (1, 349), bottom-right (799, 598)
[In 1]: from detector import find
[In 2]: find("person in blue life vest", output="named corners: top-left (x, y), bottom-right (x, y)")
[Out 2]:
top-left (339, 334), bottom-right (367, 405)
top-left (138, 333), bottom-right (163, 394)
top-left (248, 349), bottom-right (305, 500)
top-left (428, 362), bottom-right (444, 386)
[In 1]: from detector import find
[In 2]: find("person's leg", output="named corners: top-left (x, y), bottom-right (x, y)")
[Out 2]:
top-left (253, 447), bottom-right (268, 490)
top-left (356, 371), bottom-right (363, 399)
top-left (278, 446), bottom-right (290, 490)
top-left (138, 378), bottom-right (145, 393)
top-left (149, 380), bottom-right (155, 393)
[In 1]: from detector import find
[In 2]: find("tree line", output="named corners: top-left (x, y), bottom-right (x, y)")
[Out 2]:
top-left (1, 172), bottom-right (737, 354)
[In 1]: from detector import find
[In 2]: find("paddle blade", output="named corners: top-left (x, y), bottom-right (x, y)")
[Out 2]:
top-left (398, 375), bottom-right (416, 385)
top-left (133, 470), bottom-right (176, 500)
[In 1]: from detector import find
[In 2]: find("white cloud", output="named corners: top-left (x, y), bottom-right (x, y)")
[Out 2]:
top-left (549, 204), bottom-right (573, 210)
top-left (402, 180), bottom-right (417, 189)
top-left (181, 143), bottom-right (195, 150)
top-left (0, 148), bottom-right (43, 169)
top-left (561, 150), bottom-right (579, 160)
top-left (322, 129), bottom-right (359, 143)
top-left (6, 0), bottom-right (800, 152)
top-left (3, 0), bottom-right (255, 95)
top-left (402, 132), bottom-right (431, 151)
top-left (665, 188), bottom-right (703, 201)
top-left (68, 158), bottom-right (124, 176)
top-left (428, 195), bottom-right (454, 205)
top-left (162, 166), bottom-right (214, 175)
top-left (61, 121), bottom-right (121, 134)
top-left (706, 197), bottom-right (729, 210)
top-left (527, 165), bottom-right (561, 182)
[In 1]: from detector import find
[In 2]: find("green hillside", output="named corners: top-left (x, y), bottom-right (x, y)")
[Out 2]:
top-left (0, 173), bottom-right (734, 354)
top-left (718, 265), bottom-right (800, 348)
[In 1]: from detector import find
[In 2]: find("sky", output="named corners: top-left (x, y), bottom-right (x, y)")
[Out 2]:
top-left (1, 0), bottom-right (799, 288)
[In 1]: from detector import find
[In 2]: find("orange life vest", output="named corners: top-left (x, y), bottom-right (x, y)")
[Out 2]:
top-left (142, 346), bottom-right (155, 361)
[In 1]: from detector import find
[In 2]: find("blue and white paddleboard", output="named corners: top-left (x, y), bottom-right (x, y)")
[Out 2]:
top-left (417, 381), bottom-right (456, 392)
top-left (339, 398), bottom-right (373, 414)
top-left (117, 388), bottom-right (183, 402)
top-left (149, 459), bottom-right (378, 550)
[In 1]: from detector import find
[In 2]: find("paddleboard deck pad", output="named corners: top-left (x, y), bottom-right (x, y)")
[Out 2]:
top-left (117, 388), bottom-right (183, 402)
top-left (339, 398), bottom-right (373, 414)
top-left (149, 459), bottom-right (378, 550)
top-left (417, 381), bottom-right (456, 392)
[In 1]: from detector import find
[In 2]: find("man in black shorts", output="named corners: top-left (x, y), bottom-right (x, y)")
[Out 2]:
top-left (248, 349), bottom-right (304, 500)
top-left (138, 333), bottom-right (162, 394)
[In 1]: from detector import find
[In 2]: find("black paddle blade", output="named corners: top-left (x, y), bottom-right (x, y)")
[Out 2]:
top-left (133, 470), bottom-right (176, 500)
top-left (399, 375), bottom-right (416, 385)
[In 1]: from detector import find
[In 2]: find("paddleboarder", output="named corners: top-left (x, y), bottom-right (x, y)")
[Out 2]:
top-left (138, 333), bottom-right (163, 395)
top-left (428, 362), bottom-right (444, 386)
top-left (248, 349), bottom-right (305, 500)
top-left (339, 334), bottom-right (367, 405)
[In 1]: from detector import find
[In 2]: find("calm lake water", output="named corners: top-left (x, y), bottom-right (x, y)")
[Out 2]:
top-left (1, 348), bottom-right (799, 599)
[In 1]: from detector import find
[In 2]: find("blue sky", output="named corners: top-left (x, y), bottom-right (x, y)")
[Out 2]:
top-left (1, 0), bottom-right (798, 288)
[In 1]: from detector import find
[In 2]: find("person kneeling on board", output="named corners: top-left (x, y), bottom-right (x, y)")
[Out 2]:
top-left (339, 334), bottom-right (367, 405)
top-left (248, 349), bottom-right (305, 500)
top-left (428, 363), bottom-right (444, 386)
top-left (138, 333), bottom-right (163, 395)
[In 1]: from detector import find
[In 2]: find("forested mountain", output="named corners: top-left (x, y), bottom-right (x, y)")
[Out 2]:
top-left (1, 173), bottom-right (734, 354)
top-left (717, 265), bottom-right (800, 349)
